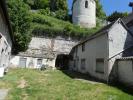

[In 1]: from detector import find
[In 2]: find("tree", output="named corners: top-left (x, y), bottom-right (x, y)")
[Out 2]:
top-left (34, 0), bottom-right (49, 9)
top-left (50, 0), bottom-right (68, 20)
top-left (7, 0), bottom-right (32, 52)
top-left (23, 0), bottom-right (34, 7)
top-left (107, 11), bottom-right (128, 22)
top-left (50, 0), bottom-right (68, 12)
top-left (95, 0), bottom-right (106, 19)
top-left (23, 0), bottom-right (49, 9)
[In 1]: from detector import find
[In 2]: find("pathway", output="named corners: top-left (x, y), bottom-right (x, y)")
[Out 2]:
top-left (0, 89), bottom-right (8, 100)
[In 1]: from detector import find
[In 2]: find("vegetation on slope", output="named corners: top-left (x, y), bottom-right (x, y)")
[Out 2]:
top-left (0, 69), bottom-right (133, 100)
top-left (7, 0), bottom-right (32, 52)
top-left (31, 13), bottom-right (101, 38)
top-left (7, 0), bottom-right (106, 52)
top-left (107, 11), bottom-right (128, 22)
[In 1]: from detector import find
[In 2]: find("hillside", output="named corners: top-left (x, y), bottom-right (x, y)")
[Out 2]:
top-left (7, 0), bottom-right (106, 52)
top-left (31, 13), bottom-right (101, 38)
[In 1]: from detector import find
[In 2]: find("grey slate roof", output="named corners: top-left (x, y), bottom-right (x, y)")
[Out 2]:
top-left (122, 13), bottom-right (133, 25)
top-left (73, 21), bottom-right (115, 48)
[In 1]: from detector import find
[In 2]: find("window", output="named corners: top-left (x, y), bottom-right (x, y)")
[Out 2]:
top-left (85, 1), bottom-right (88, 8)
top-left (82, 43), bottom-right (85, 52)
top-left (19, 57), bottom-right (27, 68)
top-left (81, 59), bottom-right (86, 70)
top-left (37, 59), bottom-right (43, 66)
top-left (96, 59), bottom-right (104, 73)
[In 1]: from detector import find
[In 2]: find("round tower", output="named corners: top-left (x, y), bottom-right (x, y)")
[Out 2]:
top-left (72, 0), bottom-right (96, 28)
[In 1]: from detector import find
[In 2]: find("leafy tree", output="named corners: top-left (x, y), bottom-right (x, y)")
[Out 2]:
top-left (7, 0), bottom-right (32, 52)
top-left (49, 0), bottom-right (68, 20)
top-left (24, 0), bottom-right (49, 9)
top-left (34, 0), bottom-right (49, 9)
top-left (95, 0), bottom-right (106, 19)
top-left (50, 0), bottom-right (68, 12)
top-left (23, 0), bottom-right (34, 7)
top-left (107, 11), bottom-right (128, 22)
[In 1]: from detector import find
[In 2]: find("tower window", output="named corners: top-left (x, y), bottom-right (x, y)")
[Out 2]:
top-left (85, 1), bottom-right (88, 8)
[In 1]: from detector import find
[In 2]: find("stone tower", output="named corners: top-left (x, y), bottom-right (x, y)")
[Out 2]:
top-left (72, 0), bottom-right (96, 28)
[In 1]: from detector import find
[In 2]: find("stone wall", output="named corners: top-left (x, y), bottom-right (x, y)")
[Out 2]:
top-left (10, 36), bottom-right (78, 68)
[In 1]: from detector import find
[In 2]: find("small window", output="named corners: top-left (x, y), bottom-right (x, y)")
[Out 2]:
top-left (81, 59), bottom-right (86, 70)
top-left (82, 43), bottom-right (85, 52)
top-left (19, 57), bottom-right (27, 68)
top-left (96, 59), bottom-right (104, 73)
top-left (85, 1), bottom-right (88, 8)
top-left (37, 59), bottom-right (42, 66)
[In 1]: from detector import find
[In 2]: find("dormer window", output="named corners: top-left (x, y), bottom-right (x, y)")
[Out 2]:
top-left (85, 1), bottom-right (88, 8)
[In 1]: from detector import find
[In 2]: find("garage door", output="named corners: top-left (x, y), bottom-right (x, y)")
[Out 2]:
top-left (19, 58), bottom-right (27, 68)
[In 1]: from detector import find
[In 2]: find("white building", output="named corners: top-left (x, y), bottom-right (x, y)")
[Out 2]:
top-left (10, 37), bottom-right (77, 69)
top-left (69, 16), bottom-right (133, 83)
top-left (72, 0), bottom-right (96, 28)
top-left (0, 0), bottom-right (14, 73)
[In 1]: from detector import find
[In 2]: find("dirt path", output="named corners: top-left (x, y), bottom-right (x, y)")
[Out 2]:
top-left (17, 77), bottom-right (28, 100)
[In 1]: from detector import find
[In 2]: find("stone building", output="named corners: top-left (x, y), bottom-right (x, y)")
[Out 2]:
top-left (69, 16), bottom-right (133, 83)
top-left (72, 0), bottom-right (96, 28)
top-left (0, 0), bottom-right (14, 73)
top-left (10, 36), bottom-right (77, 69)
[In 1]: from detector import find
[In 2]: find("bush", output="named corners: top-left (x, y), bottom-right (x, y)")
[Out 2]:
top-left (31, 13), bottom-right (101, 38)
top-left (39, 8), bottom-right (51, 16)
top-left (32, 13), bottom-right (52, 26)
top-left (54, 10), bottom-right (67, 20)
top-left (7, 0), bottom-right (32, 52)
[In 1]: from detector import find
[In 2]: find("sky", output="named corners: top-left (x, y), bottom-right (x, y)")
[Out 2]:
top-left (68, 0), bottom-right (132, 15)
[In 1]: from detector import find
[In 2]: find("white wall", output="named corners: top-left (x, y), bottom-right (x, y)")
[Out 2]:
top-left (10, 56), bottom-right (56, 69)
top-left (108, 21), bottom-right (133, 76)
top-left (71, 33), bottom-right (108, 80)
top-left (29, 37), bottom-right (77, 54)
top-left (72, 0), bottom-right (96, 28)
top-left (0, 6), bottom-right (12, 69)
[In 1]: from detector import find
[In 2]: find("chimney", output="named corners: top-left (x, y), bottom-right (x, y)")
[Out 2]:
top-left (129, 2), bottom-right (133, 13)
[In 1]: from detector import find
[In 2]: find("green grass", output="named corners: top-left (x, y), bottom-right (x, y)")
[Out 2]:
top-left (0, 68), bottom-right (133, 100)
top-left (31, 13), bottom-right (101, 38)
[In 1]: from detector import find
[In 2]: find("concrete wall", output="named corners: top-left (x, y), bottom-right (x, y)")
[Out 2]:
top-left (70, 33), bottom-right (108, 80)
top-left (10, 37), bottom-right (78, 68)
top-left (10, 56), bottom-right (56, 69)
top-left (29, 37), bottom-right (77, 54)
top-left (72, 0), bottom-right (96, 28)
top-left (117, 59), bottom-right (133, 86)
top-left (0, 6), bottom-right (12, 69)
top-left (108, 21), bottom-right (133, 76)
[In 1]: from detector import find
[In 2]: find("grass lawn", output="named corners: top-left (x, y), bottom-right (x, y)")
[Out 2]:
top-left (0, 68), bottom-right (133, 100)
